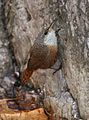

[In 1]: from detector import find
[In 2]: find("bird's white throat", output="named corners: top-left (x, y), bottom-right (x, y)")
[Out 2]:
top-left (44, 30), bottom-right (57, 46)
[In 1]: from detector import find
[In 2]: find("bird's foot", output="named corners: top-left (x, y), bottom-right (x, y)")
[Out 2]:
top-left (51, 63), bottom-right (62, 75)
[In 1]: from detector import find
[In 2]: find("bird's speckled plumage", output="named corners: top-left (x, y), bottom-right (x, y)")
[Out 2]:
top-left (21, 28), bottom-right (58, 85)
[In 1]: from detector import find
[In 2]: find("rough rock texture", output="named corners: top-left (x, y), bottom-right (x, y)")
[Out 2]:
top-left (3, 0), bottom-right (89, 119)
top-left (0, 0), bottom-right (14, 98)
top-left (63, 0), bottom-right (89, 119)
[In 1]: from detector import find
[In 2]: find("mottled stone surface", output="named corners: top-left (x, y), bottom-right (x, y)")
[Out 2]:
top-left (63, 0), bottom-right (89, 119)
top-left (0, 0), bottom-right (13, 98)
top-left (3, 0), bottom-right (89, 119)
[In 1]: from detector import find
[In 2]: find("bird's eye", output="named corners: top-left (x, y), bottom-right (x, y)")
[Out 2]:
top-left (44, 30), bottom-right (48, 35)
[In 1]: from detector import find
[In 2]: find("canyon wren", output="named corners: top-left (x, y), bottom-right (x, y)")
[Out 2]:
top-left (20, 22), bottom-right (61, 85)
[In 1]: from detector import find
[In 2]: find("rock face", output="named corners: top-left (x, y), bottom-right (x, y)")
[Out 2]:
top-left (2, 0), bottom-right (89, 119)
top-left (0, 0), bottom-right (13, 98)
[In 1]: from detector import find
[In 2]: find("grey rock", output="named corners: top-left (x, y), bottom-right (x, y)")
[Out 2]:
top-left (4, 0), bottom-right (89, 119)
top-left (0, 87), bottom-right (5, 98)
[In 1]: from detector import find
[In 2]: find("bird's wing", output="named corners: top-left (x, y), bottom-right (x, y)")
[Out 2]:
top-left (28, 43), bottom-right (48, 70)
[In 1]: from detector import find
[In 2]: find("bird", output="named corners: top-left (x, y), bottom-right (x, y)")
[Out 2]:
top-left (20, 22), bottom-right (61, 85)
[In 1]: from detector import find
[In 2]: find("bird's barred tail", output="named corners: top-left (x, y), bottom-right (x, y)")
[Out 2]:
top-left (20, 68), bottom-right (33, 85)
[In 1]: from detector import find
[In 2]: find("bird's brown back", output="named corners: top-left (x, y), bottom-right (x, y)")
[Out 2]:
top-left (20, 28), bottom-right (58, 84)
top-left (28, 43), bottom-right (49, 70)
